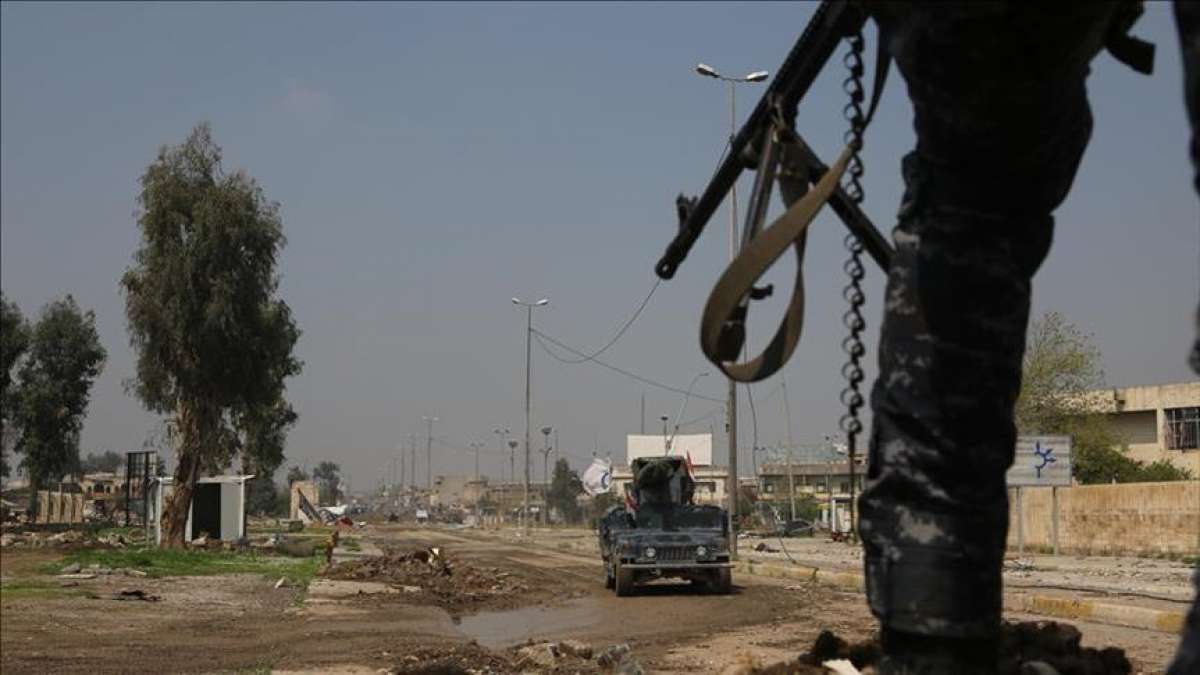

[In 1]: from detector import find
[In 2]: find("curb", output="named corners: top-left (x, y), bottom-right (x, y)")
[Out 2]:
top-left (734, 558), bottom-right (1186, 635)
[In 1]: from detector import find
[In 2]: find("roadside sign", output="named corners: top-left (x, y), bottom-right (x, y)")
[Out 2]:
top-left (1007, 435), bottom-right (1072, 487)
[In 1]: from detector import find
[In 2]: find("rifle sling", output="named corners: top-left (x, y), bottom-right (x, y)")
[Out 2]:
top-left (700, 145), bottom-right (853, 382)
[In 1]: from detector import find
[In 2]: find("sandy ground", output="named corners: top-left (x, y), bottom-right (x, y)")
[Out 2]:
top-left (0, 525), bottom-right (1188, 674)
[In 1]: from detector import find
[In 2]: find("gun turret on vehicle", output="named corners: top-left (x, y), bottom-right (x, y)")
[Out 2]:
top-left (597, 456), bottom-right (732, 596)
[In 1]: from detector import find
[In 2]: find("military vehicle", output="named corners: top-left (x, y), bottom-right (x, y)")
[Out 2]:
top-left (597, 456), bottom-right (732, 596)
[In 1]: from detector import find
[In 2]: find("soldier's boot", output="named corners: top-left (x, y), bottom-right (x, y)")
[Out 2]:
top-left (877, 628), bottom-right (998, 675)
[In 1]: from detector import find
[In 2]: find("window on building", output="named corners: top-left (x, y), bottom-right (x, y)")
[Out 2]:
top-left (1165, 407), bottom-right (1200, 450)
top-left (696, 481), bottom-right (717, 494)
top-left (764, 484), bottom-right (775, 494)
top-left (839, 481), bottom-right (849, 494)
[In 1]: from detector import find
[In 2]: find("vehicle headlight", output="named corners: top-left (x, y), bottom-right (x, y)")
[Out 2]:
top-left (696, 545), bottom-right (708, 557)
top-left (644, 546), bottom-right (656, 558)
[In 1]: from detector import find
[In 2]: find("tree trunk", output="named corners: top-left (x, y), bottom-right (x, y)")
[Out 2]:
top-left (160, 401), bottom-right (211, 549)
top-left (27, 473), bottom-right (41, 520)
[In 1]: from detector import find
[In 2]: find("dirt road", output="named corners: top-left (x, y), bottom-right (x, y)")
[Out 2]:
top-left (0, 525), bottom-right (1186, 673)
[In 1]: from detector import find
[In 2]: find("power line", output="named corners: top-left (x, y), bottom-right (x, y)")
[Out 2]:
top-left (543, 279), bottom-right (662, 364)
top-left (531, 328), bottom-right (724, 403)
top-left (678, 403), bottom-right (725, 429)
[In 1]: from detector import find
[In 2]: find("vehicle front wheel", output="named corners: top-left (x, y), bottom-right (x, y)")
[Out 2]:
top-left (711, 568), bottom-right (732, 595)
top-left (614, 562), bottom-right (636, 597)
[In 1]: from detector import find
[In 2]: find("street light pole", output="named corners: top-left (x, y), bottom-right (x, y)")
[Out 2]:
top-left (512, 297), bottom-right (549, 536)
top-left (423, 416), bottom-right (437, 490)
top-left (494, 427), bottom-right (510, 483)
top-left (540, 425), bottom-right (552, 524)
top-left (782, 376), bottom-right (796, 521)
top-left (669, 372), bottom-right (710, 455)
top-left (695, 63), bottom-right (768, 558)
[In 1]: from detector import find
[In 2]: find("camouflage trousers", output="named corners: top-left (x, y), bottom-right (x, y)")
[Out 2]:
top-left (860, 4), bottom-right (1200, 670)
top-left (859, 2), bottom-right (1116, 640)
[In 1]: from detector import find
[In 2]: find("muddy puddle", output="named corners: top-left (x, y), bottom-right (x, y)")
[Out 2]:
top-left (454, 598), bottom-right (601, 648)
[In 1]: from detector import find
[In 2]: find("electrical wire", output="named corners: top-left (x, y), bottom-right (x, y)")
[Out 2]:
top-left (531, 328), bottom-right (724, 403)
top-left (544, 278), bottom-right (662, 364)
top-left (677, 403), bottom-right (725, 429)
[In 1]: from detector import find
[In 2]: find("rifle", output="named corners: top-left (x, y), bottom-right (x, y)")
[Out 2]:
top-left (656, 0), bottom-right (893, 383)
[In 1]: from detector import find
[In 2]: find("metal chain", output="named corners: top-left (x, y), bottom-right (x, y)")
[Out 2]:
top-left (839, 32), bottom-right (868, 537)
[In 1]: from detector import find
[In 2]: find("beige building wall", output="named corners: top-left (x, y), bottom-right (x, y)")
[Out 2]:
top-left (1083, 381), bottom-right (1200, 474)
top-left (1008, 481), bottom-right (1199, 556)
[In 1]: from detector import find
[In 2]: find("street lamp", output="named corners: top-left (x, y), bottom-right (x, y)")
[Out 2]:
top-left (668, 372), bottom-right (710, 453)
top-left (422, 415), bottom-right (438, 490)
top-left (493, 427), bottom-right (510, 482)
top-left (513, 297), bottom-right (549, 536)
top-left (469, 442), bottom-right (482, 481)
top-left (540, 425), bottom-right (553, 524)
top-left (695, 61), bottom-right (767, 559)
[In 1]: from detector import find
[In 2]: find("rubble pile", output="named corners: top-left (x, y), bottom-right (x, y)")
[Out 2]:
top-left (323, 547), bottom-right (529, 611)
top-left (507, 640), bottom-right (636, 675)
top-left (745, 622), bottom-right (1132, 675)
top-left (0, 528), bottom-right (139, 550)
top-left (389, 642), bottom-right (517, 674)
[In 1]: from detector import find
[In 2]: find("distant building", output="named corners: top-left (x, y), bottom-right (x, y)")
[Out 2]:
top-left (1079, 381), bottom-right (1200, 474)
top-left (610, 464), bottom-right (730, 506)
top-left (757, 462), bottom-right (866, 501)
top-left (79, 472), bottom-right (124, 498)
top-left (611, 433), bottom-right (728, 505)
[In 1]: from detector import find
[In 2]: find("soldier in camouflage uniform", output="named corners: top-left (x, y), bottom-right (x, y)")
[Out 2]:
top-left (856, 3), bottom-right (1200, 673)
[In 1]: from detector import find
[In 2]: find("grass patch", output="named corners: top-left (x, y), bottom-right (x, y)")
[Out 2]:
top-left (44, 548), bottom-right (323, 588)
top-left (341, 537), bottom-right (361, 552)
top-left (0, 577), bottom-right (86, 600)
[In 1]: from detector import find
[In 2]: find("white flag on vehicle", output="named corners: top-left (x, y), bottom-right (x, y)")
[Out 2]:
top-left (582, 457), bottom-right (613, 496)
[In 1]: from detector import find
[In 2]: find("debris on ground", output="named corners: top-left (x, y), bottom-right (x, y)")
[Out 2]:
top-left (389, 642), bottom-right (515, 674)
top-left (322, 546), bottom-right (530, 613)
top-left (597, 643), bottom-right (644, 674)
top-left (741, 622), bottom-right (1132, 675)
top-left (754, 542), bottom-right (780, 553)
top-left (60, 562), bottom-right (82, 574)
top-left (112, 589), bottom-right (160, 602)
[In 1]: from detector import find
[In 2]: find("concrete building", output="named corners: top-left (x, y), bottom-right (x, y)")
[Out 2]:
top-left (610, 464), bottom-right (730, 506)
top-left (1081, 381), bottom-right (1200, 474)
top-left (757, 461), bottom-right (866, 501)
top-left (610, 433), bottom-right (729, 506)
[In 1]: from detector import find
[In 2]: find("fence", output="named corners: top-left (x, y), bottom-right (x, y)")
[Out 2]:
top-left (1008, 481), bottom-right (1199, 557)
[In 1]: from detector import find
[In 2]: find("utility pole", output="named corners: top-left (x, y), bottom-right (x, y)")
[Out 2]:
top-left (423, 416), bottom-right (437, 490)
top-left (512, 297), bottom-right (548, 537)
top-left (399, 443), bottom-right (406, 493)
top-left (782, 376), bottom-right (796, 521)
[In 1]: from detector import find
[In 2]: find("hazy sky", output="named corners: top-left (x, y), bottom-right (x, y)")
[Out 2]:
top-left (3, 2), bottom-right (1197, 491)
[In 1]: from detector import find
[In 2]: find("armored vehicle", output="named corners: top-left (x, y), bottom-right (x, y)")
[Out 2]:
top-left (597, 456), bottom-right (732, 595)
